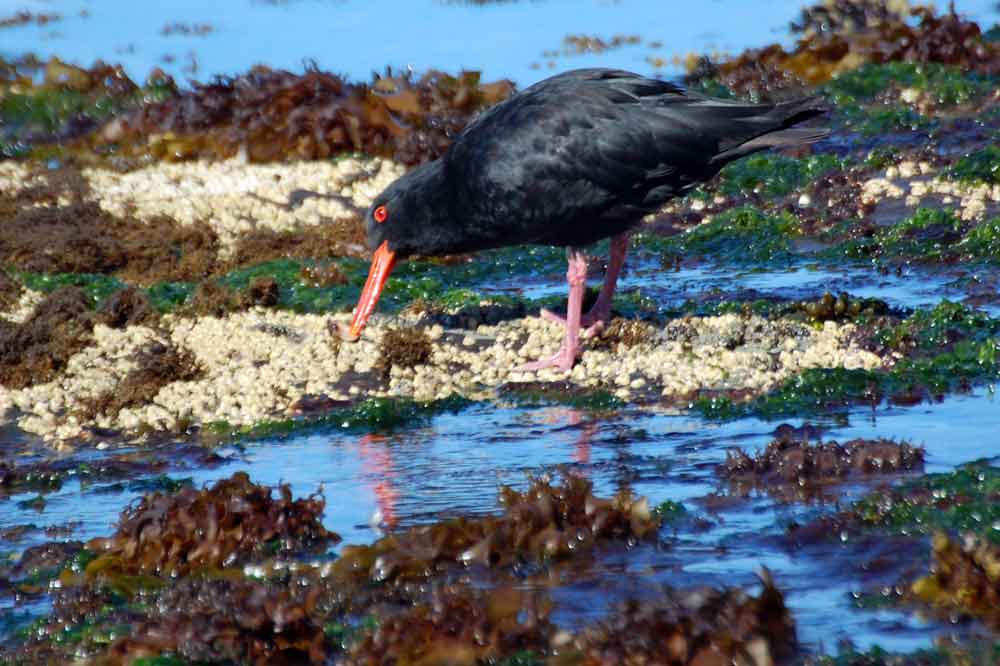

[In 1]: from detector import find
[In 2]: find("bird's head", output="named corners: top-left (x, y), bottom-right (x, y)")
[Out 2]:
top-left (337, 160), bottom-right (452, 342)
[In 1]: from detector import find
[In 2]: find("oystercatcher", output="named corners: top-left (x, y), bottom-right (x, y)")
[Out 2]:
top-left (337, 68), bottom-right (827, 370)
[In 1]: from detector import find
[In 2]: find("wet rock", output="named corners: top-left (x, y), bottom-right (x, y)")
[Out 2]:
top-left (86, 471), bottom-right (337, 577)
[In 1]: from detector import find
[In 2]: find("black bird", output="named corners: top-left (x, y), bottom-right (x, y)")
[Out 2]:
top-left (337, 68), bottom-right (827, 370)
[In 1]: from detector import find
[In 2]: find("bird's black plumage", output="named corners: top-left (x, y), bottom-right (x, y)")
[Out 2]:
top-left (343, 68), bottom-right (827, 369)
top-left (367, 68), bottom-right (827, 256)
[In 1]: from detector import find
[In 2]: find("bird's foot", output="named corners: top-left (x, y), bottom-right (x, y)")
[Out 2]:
top-left (515, 343), bottom-right (580, 372)
top-left (539, 306), bottom-right (611, 339)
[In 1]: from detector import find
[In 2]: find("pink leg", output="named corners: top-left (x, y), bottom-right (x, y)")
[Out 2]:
top-left (541, 232), bottom-right (629, 337)
top-left (518, 248), bottom-right (588, 372)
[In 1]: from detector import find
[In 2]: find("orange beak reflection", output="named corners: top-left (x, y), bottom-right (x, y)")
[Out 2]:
top-left (336, 240), bottom-right (397, 342)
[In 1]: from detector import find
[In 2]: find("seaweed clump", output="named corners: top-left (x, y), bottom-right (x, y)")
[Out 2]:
top-left (332, 475), bottom-right (657, 584)
top-left (592, 317), bottom-right (655, 350)
top-left (721, 433), bottom-right (924, 487)
top-left (95, 286), bottom-right (159, 329)
top-left (343, 584), bottom-right (552, 666)
top-left (910, 532), bottom-right (1000, 630)
top-left (104, 577), bottom-right (328, 666)
top-left (567, 573), bottom-right (796, 666)
top-left (687, 3), bottom-right (1000, 98)
top-left (80, 340), bottom-right (203, 420)
top-left (0, 269), bottom-right (23, 310)
top-left (85, 471), bottom-right (337, 577)
top-left (0, 286), bottom-right (94, 389)
top-left (105, 66), bottom-right (514, 165)
top-left (376, 326), bottom-right (434, 377)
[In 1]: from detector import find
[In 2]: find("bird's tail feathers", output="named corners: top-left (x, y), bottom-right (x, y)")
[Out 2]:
top-left (710, 93), bottom-right (830, 166)
top-left (712, 126), bottom-right (830, 164)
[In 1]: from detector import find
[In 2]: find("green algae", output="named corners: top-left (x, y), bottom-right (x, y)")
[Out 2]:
top-left (652, 500), bottom-right (687, 522)
top-left (650, 206), bottom-right (800, 265)
top-left (15, 271), bottom-right (125, 307)
top-left (696, 302), bottom-right (1000, 420)
top-left (0, 79), bottom-right (175, 147)
top-left (946, 145), bottom-right (1000, 185)
top-left (502, 385), bottom-right (623, 411)
top-left (956, 216), bottom-right (1000, 260)
top-left (203, 395), bottom-right (473, 443)
top-left (835, 208), bottom-right (965, 263)
top-left (90, 476), bottom-right (193, 495)
top-left (131, 657), bottom-right (190, 666)
top-left (810, 643), bottom-right (1000, 666)
top-left (841, 106), bottom-right (934, 137)
top-left (833, 207), bottom-right (1000, 266)
top-left (825, 62), bottom-right (992, 107)
top-left (852, 462), bottom-right (1000, 543)
top-left (875, 300), bottom-right (1000, 354)
top-left (718, 153), bottom-right (847, 198)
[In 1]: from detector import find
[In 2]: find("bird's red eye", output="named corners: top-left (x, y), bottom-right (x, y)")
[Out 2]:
top-left (373, 205), bottom-right (388, 223)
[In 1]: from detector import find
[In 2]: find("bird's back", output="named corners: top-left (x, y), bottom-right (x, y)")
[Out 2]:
top-left (444, 69), bottom-right (826, 249)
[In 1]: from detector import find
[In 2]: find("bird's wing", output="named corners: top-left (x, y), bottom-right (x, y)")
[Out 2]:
top-left (445, 69), bottom-right (824, 246)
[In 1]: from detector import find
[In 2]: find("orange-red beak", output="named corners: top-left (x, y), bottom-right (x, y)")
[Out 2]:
top-left (337, 240), bottom-right (397, 342)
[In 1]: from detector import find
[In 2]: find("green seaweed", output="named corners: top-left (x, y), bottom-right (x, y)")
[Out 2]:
top-left (203, 395), bottom-right (474, 443)
top-left (695, 302), bottom-right (1000, 420)
top-left (649, 206), bottom-right (800, 265)
top-left (502, 386), bottom-right (623, 411)
top-left (90, 476), bottom-right (193, 495)
top-left (947, 145), bottom-right (1000, 185)
top-left (810, 642), bottom-right (1000, 666)
top-left (956, 216), bottom-right (1000, 260)
top-left (0, 80), bottom-right (175, 143)
top-left (131, 657), bottom-right (191, 666)
top-left (841, 106), bottom-right (934, 137)
top-left (496, 651), bottom-right (545, 666)
top-left (324, 614), bottom-right (379, 651)
top-left (14, 271), bottom-right (125, 307)
top-left (652, 500), bottom-right (687, 522)
top-left (834, 208), bottom-right (966, 263)
top-left (852, 462), bottom-right (1000, 543)
top-left (825, 62), bottom-right (992, 107)
top-left (718, 153), bottom-right (847, 198)
top-left (687, 78), bottom-right (736, 99)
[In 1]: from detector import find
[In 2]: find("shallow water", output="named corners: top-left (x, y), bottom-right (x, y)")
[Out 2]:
top-left (2, 0), bottom-right (999, 85)
top-left (2, 383), bottom-right (997, 651)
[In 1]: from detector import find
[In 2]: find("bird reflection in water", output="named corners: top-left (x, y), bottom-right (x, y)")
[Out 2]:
top-left (355, 433), bottom-right (400, 530)
top-left (539, 407), bottom-right (596, 469)
top-left (351, 409), bottom-right (597, 532)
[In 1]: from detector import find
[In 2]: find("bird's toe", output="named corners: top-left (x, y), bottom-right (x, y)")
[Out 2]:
top-left (540, 308), bottom-right (568, 325)
top-left (515, 345), bottom-right (579, 372)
